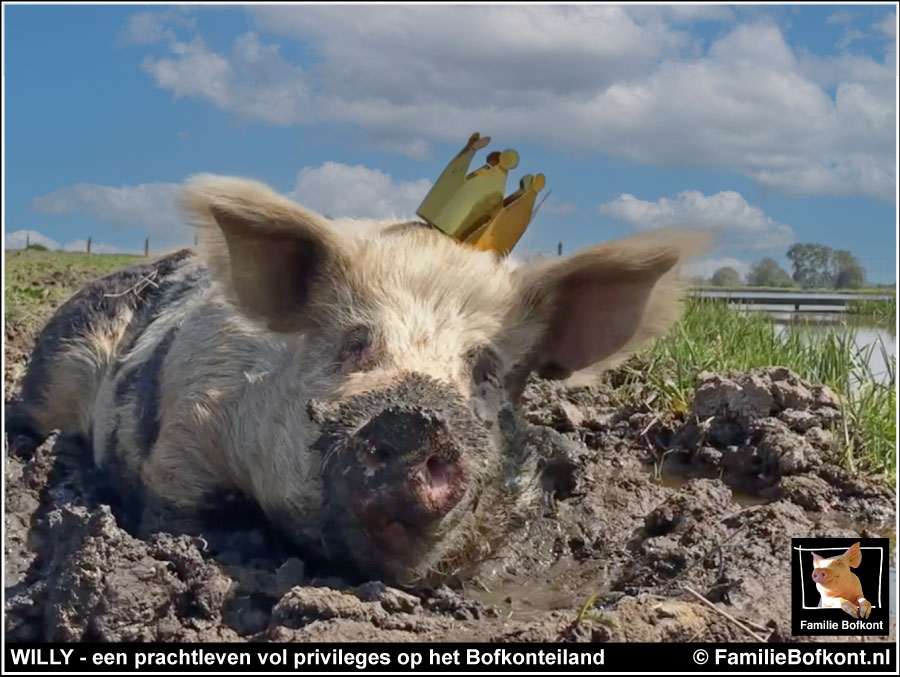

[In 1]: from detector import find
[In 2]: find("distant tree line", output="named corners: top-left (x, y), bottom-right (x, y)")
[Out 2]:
top-left (704, 243), bottom-right (869, 289)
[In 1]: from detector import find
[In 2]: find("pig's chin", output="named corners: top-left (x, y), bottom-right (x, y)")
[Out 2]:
top-left (329, 497), bottom-right (477, 585)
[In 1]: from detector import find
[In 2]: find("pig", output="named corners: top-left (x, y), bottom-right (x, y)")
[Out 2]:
top-left (811, 542), bottom-right (872, 619)
top-left (6, 174), bottom-right (704, 585)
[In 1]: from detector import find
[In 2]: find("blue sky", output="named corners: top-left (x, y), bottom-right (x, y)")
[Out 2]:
top-left (3, 3), bottom-right (897, 282)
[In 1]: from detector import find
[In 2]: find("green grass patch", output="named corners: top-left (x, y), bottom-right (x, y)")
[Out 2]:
top-left (574, 591), bottom-right (616, 628)
top-left (4, 249), bottom-right (142, 330)
top-left (616, 297), bottom-right (896, 479)
top-left (846, 297), bottom-right (896, 325)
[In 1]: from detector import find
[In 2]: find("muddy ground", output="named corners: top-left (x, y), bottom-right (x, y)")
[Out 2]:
top-left (4, 323), bottom-right (897, 643)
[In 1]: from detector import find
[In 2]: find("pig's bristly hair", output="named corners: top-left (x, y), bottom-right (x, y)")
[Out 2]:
top-left (181, 174), bottom-right (353, 333)
top-left (170, 173), bottom-right (710, 582)
top-left (181, 174), bottom-right (708, 390)
top-left (512, 229), bottom-right (711, 385)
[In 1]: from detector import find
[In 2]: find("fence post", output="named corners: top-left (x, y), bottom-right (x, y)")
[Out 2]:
top-left (145, 238), bottom-right (149, 257)
top-left (557, 242), bottom-right (562, 256)
top-left (26, 234), bottom-right (30, 248)
top-left (87, 237), bottom-right (92, 254)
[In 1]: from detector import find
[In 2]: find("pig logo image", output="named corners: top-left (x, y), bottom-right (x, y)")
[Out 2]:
top-left (811, 542), bottom-right (871, 619)
top-left (6, 174), bottom-right (704, 585)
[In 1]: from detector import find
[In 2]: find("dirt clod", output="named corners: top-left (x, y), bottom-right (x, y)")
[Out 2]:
top-left (4, 363), bottom-right (894, 642)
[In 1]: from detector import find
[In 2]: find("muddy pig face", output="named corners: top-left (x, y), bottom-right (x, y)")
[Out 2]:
top-left (811, 542), bottom-right (862, 591)
top-left (185, 174), bottom-right (704, 584)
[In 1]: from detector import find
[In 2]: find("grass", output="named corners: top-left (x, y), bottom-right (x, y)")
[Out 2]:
top-left (615, 297), bottom-right (896, 479)
top-left (846, 297), bottom-right (896, 325)
top-left (574, 591), bottom-right (616, 628)
top-left (4, 250), bottom-right (896, 478)
top-left (691, 285), bottom-right (895, 295)
top-left (4, 249), bottom-right (141, 330)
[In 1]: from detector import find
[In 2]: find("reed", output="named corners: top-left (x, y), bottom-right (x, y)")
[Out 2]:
top-left (846, 297), bottom-right (896, 326)
top-left (618, 297), bottom-right (896, 479)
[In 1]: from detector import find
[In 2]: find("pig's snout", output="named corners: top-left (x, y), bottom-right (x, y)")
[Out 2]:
top-left (812, 568), bottom-right (829, 585)
top-left (353, 409), bottom-right (467, 528)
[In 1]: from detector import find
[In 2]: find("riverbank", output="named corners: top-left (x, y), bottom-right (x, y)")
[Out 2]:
top-left (846, 297), bottom-right (897, 325)
top-left (691, 285), bottom-right (895, 295)
top-left (613, 297), bottom-right (896, 479)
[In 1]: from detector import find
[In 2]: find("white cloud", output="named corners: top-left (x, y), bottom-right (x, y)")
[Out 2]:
top-left (632, 4), bottom-right (734, 24)
top-left (23, 164), bottom-right (433, 252)
top-left (118, 8), bottom-right (196, 46)
top-left (4, 229), bottom-right (125, 254)
top-left (827, 11), bottom-right (853, 25)
top-left (119, 12), bottom-right (175, 45)
top-left (837, 27), bottom-right (865, 50)
top-left (289, 162), bottom-right (432, 219)
top-left (28, 182), bottom-right (191, 250)
top-left (873, 12), bottom-right (896, 40)
top-left (142, 33), bottom-right (313, 127)
top-left (597, 189), bottom-right (796, 252)
top-left (131, 8), bottom-right (895, 202)
top-left (684, 256), bottom-right (750, 280)
top-left (5, 230), bottom-right (59, 250)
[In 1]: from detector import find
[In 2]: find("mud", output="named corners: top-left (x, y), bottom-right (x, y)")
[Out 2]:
top-left (4, 365), bottom-right (896, 643)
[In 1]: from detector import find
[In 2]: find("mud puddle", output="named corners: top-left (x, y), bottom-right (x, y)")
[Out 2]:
top-left (655, 467), bottom-right (771, 507)
top-left (465, 563), bottom-right (591, 623)
top-left (4, 367), bottom-right (896, 642)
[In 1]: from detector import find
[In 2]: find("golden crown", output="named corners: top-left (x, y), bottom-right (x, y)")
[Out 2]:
top-left (416, 133), bottom-right (545, 256)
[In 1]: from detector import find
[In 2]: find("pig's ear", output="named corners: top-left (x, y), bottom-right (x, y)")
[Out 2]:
top-left (844, 542), bottom-right (862, 568)
top-left (511, 230), bottom-right (708, 380)
top-left (182, 174), bottom-right (350, 333)
top-left (811, 552), bottom-right (823, 566)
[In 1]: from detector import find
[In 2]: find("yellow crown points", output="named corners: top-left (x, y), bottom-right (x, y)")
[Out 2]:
top-left (466, 173), bottom-right (545, 255)
top-left (416, 133), bottom-right (491, 233)
top-left (448, 148), bottom-right (519, 241)
top-left (416, 133), bottom-right (545, 255)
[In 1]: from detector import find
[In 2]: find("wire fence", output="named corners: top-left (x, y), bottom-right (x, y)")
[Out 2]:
top-left (11, 233), bottom-right (200, 257)
top-left (6, 234), bottom-right (897, 286)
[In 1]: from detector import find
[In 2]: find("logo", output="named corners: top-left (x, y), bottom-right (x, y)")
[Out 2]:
top-left (791, 537), bottom-right (890, 636)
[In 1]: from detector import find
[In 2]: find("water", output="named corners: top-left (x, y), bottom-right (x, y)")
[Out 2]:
top-left (772, 319), bottom-right (896, 385)
top-left (692, 291), bottom-right (896, 383)
top-left (697, 291), bottom-right (893, 302)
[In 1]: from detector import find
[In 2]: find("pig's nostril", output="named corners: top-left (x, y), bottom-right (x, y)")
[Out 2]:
top-left (426, 456), bottom-right (451, 492)
top-left (373, 446), bottom-right (393, 462)
top-left (422, 455), bottom-right (464, 517)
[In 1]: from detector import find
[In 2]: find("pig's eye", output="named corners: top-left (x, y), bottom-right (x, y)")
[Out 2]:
top-left (469, 346), bottom-right (501, 387)
top-left (338, 325), bottom-right (376, 374)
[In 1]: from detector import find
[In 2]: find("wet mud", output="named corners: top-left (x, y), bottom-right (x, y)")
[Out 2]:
top-left (4, 365), bottom-right (896, 643)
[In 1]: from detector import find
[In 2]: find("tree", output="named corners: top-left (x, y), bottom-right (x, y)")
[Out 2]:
top-left (747, 258), bottom-right (793, 287)
top-left (833, 250), bottom-right (866, 289)
top-left (787, 243), bottom-right (836, 288)
top-left (786, 243), bottom-right (867, 289)
top-left (711, 266), bottom-right (742, 287)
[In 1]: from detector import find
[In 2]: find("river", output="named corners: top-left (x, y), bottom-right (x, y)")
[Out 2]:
top-left (772, 317), bottom-right (896, 385)
top-left (692, 291), bottom-right (896, 385)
